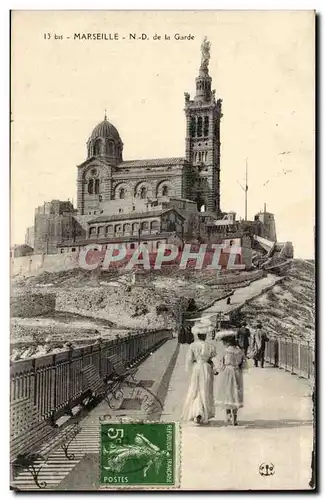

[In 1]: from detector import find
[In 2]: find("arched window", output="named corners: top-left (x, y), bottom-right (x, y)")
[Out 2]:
top-left (95, 179), bottom-right (99, 194)
top-left (132, 222), bottom-right (139, 233)
top-left (140, 187), bottom-right (147, 199)
top-left (197, 117), bottom-right (203, 137)
top-left (141, 221), bottom-right (149, 231)
top-left (94, 139), bottom-right (101, 155)
top-left (119, 188), bottom-right (125, 199)
top-left (190, 117), bottom-right (196, 137)
top-left (88, 179), bottom-right (94, 194)
top-left (205, 152), bottom-right (208, 162)
top-left (108, 142), bottom-right (113, 155)
top-left (204, 116), bottom-right (209, 137)
top-left (151, 220), bottom-right (160, 232)
top-left (124, 223), bottom-right (131, 234)
top-left (162, 185), bottom-right (169, 196)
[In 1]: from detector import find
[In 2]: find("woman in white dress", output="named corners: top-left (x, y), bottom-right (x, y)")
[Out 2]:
top-left (181, 318), bottom-right (216, 425)
top-left (214, 332), bottom-right (246, 426)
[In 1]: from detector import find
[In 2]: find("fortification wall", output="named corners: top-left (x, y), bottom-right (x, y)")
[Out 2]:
top-left (11, 253), bottom-right (79, 277)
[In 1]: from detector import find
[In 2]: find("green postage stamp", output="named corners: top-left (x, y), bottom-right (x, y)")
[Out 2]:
top-left (100, 422), bottom-right (179, 488)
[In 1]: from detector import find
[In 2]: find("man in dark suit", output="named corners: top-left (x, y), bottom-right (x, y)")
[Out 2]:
top-left (251, 322), bottom-right (269, 368)
top-left (236, 321), bottom-right (251, 356)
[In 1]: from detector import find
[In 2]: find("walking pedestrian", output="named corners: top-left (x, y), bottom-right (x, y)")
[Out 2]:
top-left (214, 332), bottom-right (246, 426)
top-left (251, 322), bottom-right (269, 368)
top-left (236, 321), bottom-right (251, 356)
top-left (182, 318), bottom-right (216, 425)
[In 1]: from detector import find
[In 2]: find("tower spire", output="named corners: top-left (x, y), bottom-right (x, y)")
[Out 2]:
top-left (104, 109), bottom-right (107, 121)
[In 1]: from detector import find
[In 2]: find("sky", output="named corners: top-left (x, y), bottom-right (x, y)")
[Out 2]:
top-left (11, 10), bottom-right (315, 258)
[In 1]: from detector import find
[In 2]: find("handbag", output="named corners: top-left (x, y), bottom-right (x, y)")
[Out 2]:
top-left (246, 347), bottom-right (256, 359)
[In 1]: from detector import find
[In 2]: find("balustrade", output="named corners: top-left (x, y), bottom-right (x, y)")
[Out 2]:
top-left (10, 329), bottom-right (172, 419)
top-left (264, 336), bottom-right (314, 381)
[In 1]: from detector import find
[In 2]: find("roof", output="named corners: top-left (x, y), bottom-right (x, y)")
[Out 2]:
top-left (118, 157), bottom-right (187, 168)
top-left (87, 208), bottom-right (185, 224)
top-left (58, 232), bottom-right (182, 247)
top-left (89, 117), bottom-right (121, 142)
top-left (198, 211), bottom-right (219, 218)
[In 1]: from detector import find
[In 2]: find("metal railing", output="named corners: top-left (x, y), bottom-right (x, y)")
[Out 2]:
top-left (264, 336), bottom-right (314, 381)
top-left (10, 329), bottom-right (172, 420)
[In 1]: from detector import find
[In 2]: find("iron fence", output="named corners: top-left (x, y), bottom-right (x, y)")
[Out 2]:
top-left (264, 336), bottom-right (314, 381)
top-left (10, 329), bottom-right (172, 420)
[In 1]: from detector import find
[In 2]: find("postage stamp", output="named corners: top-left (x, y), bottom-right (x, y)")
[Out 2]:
top-left (100, 422), bottom-right (179, 488)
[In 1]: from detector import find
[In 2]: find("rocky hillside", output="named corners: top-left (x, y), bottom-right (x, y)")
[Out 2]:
top-left (234, 260), bottom-right (315, 344)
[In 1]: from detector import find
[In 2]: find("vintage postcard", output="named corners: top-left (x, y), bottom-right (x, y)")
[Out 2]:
top-left (10, 10), bottom-right (315, 491)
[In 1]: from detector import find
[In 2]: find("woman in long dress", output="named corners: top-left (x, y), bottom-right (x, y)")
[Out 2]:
top-left (181, 318), bottom-right (216, 425)
top-left (215, 333), bottom-right (246, 426)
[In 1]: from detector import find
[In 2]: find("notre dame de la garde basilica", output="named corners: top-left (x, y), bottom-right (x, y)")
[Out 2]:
top-left (77, 37), bottom-right (222, 217)
top-left (31, 38), bottom-right (235, 256)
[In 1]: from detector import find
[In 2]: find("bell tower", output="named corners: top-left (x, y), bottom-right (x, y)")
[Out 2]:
top-left (184, 37), bottom-right (222, 213)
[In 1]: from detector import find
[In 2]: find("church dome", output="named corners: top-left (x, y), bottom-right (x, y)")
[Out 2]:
top-left (87, 115), bottom-right (123, 163)
top-left (90, 116), bottom-right (121, 142)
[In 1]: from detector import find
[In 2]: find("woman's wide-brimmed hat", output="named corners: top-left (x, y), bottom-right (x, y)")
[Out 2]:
top-left (214, 329), bottom-right (237, 341)
top-left (191, 317), bottom-right (215, 336)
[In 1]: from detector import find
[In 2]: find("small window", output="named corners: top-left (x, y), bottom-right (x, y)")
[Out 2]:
top-left (71, 248), bottom-right (76, 252)
top-left (190, 116), bottom-right (196, 137)
top-left (140, 187), bottom-right (147, 199)
top-left (204, 116), bottom-right (209, 137)
top-left (162, 186), bottom-right (169, 196)
top-left (130, 243), bottom-right (136, 250)
top-left (119, 188), bottom-right (125, 199)
top-left (95, 179), bottom-right (99, 195)
top-left (94, 139), bottom-right (101, 155)
top-left (60, 249), bottom-right (64, 253)
top-left (88, 179), bottom-right (94, 194)
top-left (118, 208), bottom-right (123, 213)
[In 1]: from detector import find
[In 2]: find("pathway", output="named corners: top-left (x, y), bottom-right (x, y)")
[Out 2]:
top-left (201, 274), bottom-right (283, 320)
top-left (161, 344), bottom-right (313, 490)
